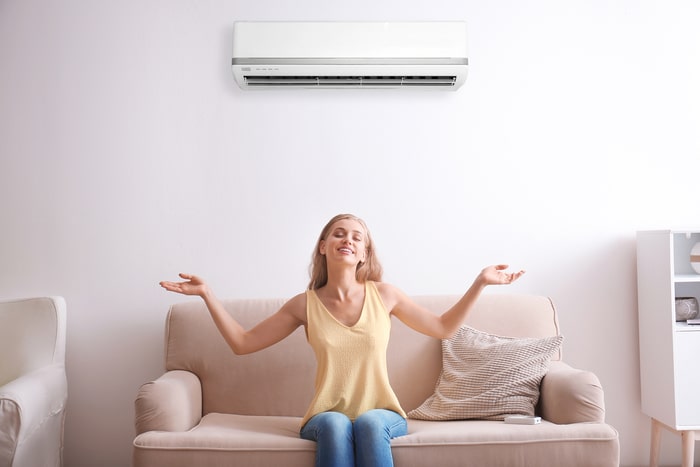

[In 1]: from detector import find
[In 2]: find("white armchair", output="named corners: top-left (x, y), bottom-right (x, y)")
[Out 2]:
top-left (0, 297), bottom-right (67, 467)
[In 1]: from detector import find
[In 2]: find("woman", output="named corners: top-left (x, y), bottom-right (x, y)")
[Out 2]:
top-left (160, 213), bottom-right (524, 467)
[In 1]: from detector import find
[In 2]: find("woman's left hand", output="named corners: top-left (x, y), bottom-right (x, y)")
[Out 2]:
top-left (478, 264), bottom-right (525, 285)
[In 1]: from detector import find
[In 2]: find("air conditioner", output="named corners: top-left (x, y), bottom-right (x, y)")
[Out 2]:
top-left (231, 21), bottom-right (468, 90)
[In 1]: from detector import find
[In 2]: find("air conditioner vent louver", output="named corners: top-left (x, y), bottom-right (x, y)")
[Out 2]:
top-left (244, 75), bottom-right (457, 87)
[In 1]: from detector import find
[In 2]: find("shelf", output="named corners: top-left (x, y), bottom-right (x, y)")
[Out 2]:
top-left (674, 274), bottom-right (700, 283)
top-left (638, 230), bottom-right (700, 438)
top-left (675, 321), bottom-right (700, 332)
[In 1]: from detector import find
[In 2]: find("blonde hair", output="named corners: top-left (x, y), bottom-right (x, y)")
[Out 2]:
top-left (308, 214), bottom-right (383, 290)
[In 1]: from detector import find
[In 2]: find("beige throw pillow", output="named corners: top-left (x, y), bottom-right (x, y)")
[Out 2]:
top-left (408, 326), bottom-right (563, 421)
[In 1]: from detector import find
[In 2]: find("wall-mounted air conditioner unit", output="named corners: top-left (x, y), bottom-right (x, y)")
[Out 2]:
top-left (231, 21), bottom-right (468, 90)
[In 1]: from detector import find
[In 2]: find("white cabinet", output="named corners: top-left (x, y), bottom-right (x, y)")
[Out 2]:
top-left (637, 230), bottom-right (700, 467)
top-left (674, 332), bottom-right (700, 426)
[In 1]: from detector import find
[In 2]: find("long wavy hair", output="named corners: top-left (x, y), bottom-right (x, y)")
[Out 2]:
top-left (308, 214), bottom-right (383, 290)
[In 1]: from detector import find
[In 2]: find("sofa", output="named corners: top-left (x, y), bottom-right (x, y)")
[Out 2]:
top-left (133, 293), bottom-right (619, 467)
top-left (0, 296), bottom-right (67, 467)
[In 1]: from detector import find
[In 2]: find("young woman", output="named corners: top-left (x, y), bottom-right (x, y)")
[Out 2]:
top-left (160, 213), bottom-right (524, 467)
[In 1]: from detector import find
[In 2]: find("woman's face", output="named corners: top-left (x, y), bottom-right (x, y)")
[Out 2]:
top-left (320, 218), bottom-right (367, 265)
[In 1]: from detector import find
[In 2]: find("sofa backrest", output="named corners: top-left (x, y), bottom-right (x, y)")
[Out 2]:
top-left (0, 296), bottom-right (67, 387)
top-left (164, 293), bottom-right (560, 418)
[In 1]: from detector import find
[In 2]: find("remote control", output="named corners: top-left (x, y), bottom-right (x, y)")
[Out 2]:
top-left (504, 415), bottom-right (541, 425)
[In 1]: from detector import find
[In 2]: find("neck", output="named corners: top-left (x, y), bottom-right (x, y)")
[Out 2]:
top-left (323, 265), bottom-right (362, 300)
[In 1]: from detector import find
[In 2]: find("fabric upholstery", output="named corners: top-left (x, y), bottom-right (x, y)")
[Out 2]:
top-left (408, 326), bottom-right (562, 421)
top-left (539, 360), bottom-right (607, 424)
top-left (163, 297), bottom-right (316, 417)
top-left (0, 297), bottom-right (67, 467)
top-left (135, 370), bottom-right (202, 434)
top-left (134, 293), bottom-right (619, 467)
top-left (133, 414), bottom-right (619, 467)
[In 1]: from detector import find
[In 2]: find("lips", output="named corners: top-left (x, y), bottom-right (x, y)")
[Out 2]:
top-left (338, 247), bottom-right (354, 254)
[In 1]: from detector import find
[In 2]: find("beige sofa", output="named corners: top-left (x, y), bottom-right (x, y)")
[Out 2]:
top-left (133, 294), bottom-right (619, 467)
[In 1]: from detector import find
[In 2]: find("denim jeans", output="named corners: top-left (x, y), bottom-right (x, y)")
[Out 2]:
top-left (300, 409), bottom-right (407, 467)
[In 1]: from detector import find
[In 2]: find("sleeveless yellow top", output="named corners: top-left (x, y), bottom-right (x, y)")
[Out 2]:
top-left (301, 281), bottom-right (406, 427)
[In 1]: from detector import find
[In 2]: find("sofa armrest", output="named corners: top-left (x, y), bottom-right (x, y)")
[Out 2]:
top-left (0, 364), bottom-right (67, 463)
top-left (135, 370), bottom-right (202, 435)
top-left (539, 361), bottom-right (606, 424)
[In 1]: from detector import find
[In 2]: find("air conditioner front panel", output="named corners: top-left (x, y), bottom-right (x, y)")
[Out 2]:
top-left (232, 22), bottom-right (468, 59)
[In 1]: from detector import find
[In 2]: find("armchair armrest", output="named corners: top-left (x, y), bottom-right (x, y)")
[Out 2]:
top-left (539, 361), bottom-right (606, 424)
top-left (135, 370), bottom-right (202, 435)
top-left (0, 364), bottom-right (67, 464)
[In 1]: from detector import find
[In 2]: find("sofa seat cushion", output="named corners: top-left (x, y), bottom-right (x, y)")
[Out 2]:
top-left (134, 413), bottom-right (311, 450)
top-left (133, 413), bottom-right (316, 467)
top-left (396, 420), bottom-right (619, 467)
top-left (134, 413), bottom-right (619, 467)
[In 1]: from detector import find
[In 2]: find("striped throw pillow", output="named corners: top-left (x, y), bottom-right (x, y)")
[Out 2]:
top-left (408, 326), bottom-right (563, 421)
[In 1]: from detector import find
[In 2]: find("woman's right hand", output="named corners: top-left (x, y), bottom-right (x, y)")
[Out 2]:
top-left (160, 273), bottom-right (209, 297)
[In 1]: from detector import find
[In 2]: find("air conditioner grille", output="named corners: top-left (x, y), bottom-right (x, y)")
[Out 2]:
top-left (244, 75), bottom-right (457, 87)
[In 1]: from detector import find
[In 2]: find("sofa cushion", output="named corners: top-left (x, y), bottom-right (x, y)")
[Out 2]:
top-left (408, 326), bottom-right (562, 421)
top-left (394, 419), bottom-right (619, 467)
top-left (133, 413), bottom-right (620, 467)
top-left (133, 413), bottom-right (316, 467)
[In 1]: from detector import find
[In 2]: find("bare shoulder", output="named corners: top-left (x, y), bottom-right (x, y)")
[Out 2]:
top-left (279, 291), bottom-right (308, 325)
top-left (374, 281), bottom-right (430, 317)
top-left (373, 282), bottom-right (409, 313)
top-left (374, 282), bottom-right (445, 336)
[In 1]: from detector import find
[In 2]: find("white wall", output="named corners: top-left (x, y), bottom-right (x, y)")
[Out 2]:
top-left (1, 1), bottom-right (699, 466)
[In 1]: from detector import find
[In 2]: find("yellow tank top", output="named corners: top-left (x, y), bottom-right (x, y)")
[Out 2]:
top-left (301, 281), bottom-right (406, 427)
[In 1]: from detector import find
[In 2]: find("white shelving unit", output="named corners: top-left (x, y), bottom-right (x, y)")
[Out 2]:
top-left (637, 230), bottom-right (700, 467)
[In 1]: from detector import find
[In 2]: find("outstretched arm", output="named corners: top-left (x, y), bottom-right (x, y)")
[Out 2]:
top-left (384, 264), bottom-right (525, 339)
top-left (160, 273), bottom-right (306, 355)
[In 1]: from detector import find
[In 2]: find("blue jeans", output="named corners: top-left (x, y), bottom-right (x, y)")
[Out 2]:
top-left (300, 409), bottom-right (407, 467)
